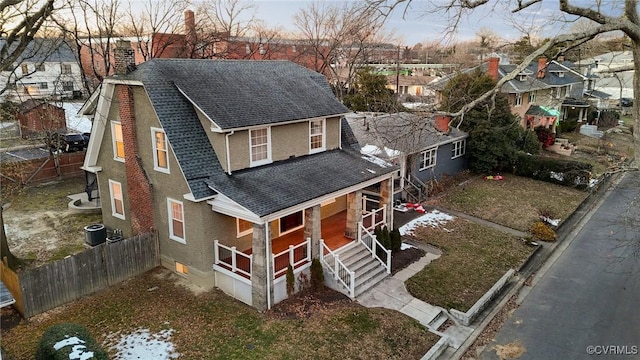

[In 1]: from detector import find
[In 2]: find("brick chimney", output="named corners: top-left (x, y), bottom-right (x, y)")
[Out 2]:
top-left (434, 115), bottom-right (451, 133)
top-left (117, 84), bottom-right (155, 235)
top-left (487, 57), bottom-right (499, 81)
top-left (114, 40), bottom-right (135, 75)
top-left (537, 57), bottom-right (547, 79)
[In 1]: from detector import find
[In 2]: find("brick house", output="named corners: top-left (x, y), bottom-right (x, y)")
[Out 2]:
top-left (80, 42), bottom-right (397, 311)
top-left (15, 99), bottom-right (67, 139)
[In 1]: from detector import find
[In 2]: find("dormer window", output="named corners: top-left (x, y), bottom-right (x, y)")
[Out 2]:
top-left (250, 127), bottom-right (271, 166)
top-left (309, 119), bottom-right (325, 154)
top-left (519, 74), bottom-right (528, 81)
top-left (557, 71), bottom-right (564, 78)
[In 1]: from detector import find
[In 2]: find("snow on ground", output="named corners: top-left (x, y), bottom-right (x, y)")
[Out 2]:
top-left (62, 102), bottom-right (92, 133)
top-left (400, 242), bottom-right (415, 250)
top-left (104, 328), bottom-right (179, 360)
top-left (540, 216), bottom-right (560, 227)
top-left (399, 210), bottom-right (455, 236)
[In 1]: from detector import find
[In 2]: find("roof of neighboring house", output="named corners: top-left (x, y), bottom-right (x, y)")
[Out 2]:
top-left (431, 59), bottom-right (584, 94)
top-left (17, 99), bottom-right (64, 113)
top-left (346, 112), bottom-right (467, 158)
top-left (205, 149), bottom-right (396, 217)
top-left (584, 89), bottom-right (611, 99)
top-left (526, 105), bottom-right (561, 117)
top-left (0, 38), bottom-right (77, 64)
top-left (385, 75), bottom-right (438, 86)
top-left (123, 59), bottom-right (349, 130)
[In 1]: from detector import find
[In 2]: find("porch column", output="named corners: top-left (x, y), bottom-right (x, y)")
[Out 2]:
top-left (304, 205), bottom-right (322, 259)
top-left (251, 223), bottom-right (273, 312)
top-left (345, 191), bottom-right (362, 239)
top-left (379, 178), bottom-right (393, 228)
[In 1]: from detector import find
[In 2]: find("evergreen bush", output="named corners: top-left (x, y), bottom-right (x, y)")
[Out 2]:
top-left (36, 323), bottom-right (107, 360)
top-left (286, 264), bottom-right (295, 297)
top-left (513, 152), bottom-right (592, 188)
top-left (310, 258), bottom-right (325, 291)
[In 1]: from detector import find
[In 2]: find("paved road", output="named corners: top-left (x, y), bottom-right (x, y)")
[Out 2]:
top-left (480, 173), bottom-right (640, 360)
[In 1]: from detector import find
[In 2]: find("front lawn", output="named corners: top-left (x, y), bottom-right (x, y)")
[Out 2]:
top-left (405, 218), bottom-right (534, 312)
top-left (435, 175), bottom-right (587, 232)
top-left (1, 269), bottom-right (439, 360)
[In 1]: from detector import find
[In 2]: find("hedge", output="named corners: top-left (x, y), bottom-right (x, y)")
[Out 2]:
top-left (513, 152), bottom-right (592, 188)
top-left (36, 323), bottom-right (108, 360)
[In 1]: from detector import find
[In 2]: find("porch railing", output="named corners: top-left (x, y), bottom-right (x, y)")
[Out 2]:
top-left (319, 239), bottom-right (355, 298)
top-left (357, 222), bottom-right (391, 274)
top-left (272, 238), bottom-right (312, 279)
top-left (213, 240), bottom-right (252, 278)
top-left (362, 205), bottom-right (386, 232)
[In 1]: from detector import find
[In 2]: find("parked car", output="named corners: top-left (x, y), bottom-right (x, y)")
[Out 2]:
top-left (50, 133), bottom-right (86, 152)
top-left (618, 98), bottom-right (633, 107)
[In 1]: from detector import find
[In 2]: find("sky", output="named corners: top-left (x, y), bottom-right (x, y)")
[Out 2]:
top-left (247, 0), bottom-right (568, 46)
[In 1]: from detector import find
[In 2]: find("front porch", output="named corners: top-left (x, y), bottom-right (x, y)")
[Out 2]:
top-left (213, 192), bottom-right (391, 308)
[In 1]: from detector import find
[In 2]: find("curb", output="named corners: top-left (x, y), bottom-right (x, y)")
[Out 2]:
top-left (447, 171), bottom-right (622, 360)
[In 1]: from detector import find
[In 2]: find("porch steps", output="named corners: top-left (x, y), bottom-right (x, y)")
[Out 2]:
top-left (333, 242), bottom-right (389, 298)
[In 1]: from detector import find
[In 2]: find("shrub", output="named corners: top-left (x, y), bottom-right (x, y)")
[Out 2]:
top-left (557, 119), bottom-right (578, 134)
top-left (513, 152), bottom-right (592, 188)
top-left (36, 323), bottom-right (108, 360)
top-left (310, 258), bottom-right (325, 291)
top-left (286, 264), bottom-right (295, 297)
top-left (530, 221), bottom-right (557, 242)
top-left (534, 126), bottom-right (556, 148)
top-left (390, 228), bottom-right (402, 253)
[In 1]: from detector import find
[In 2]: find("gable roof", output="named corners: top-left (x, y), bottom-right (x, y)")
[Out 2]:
top-left (346, 112), bottom-right (467, 158)
top-left (0, 38), bottom-right (77, 64)
top-left (124, 59), bottom-right (349, 130)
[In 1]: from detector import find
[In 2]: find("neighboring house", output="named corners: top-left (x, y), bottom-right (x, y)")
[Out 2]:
top-left (431, 57), bottom-right (606, 131)
top-left (80, 41), bottom-right (397, 311)
top-left (385, 75), bottom-right (438, 98)
top-left (1, 39), bottom-right (84, 102)
top-left (346, 112), bottom-right (468, 203)
top-left (15, 99), bottom-right (67, 139)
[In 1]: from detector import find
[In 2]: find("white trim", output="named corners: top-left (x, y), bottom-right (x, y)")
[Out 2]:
top-left (249, 127), bottom-right (272, 167)
top-left (103, 78), bottom-right (144, 86)
top-left (108, 179), bottom-right (125, 220)
top-left (111, 121), bottom-right (125, 162)
top-left (167, 198), bottom-right (186, 244)
top-left (207, 193), bottom-right (262, 224)
top-left (419, 147), bottom-right (437, 171)
top-left (277, 210), bottom-right (305, 236)
top-left (84, 83), bottom-right (115, 169)
top-left (236, 218), bottom-right (253, 238)
top-left (309, 118), bottom-right (326, 154)
top-left (151, 127), bottom-right (170, 174)
top-left (451, 139), bottom-right (466, 159)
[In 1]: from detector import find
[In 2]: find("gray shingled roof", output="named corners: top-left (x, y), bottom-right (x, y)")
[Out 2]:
top-left (1, 38), bottom-right (77, 63)
top-left (346, 112), bottom-right (467, 158)
top-left (205, 149), bottom-right (396, 217)
top-left (114, 59), bottom-right (394, 212)
top-left (126, 59), bottom-right (349, 130)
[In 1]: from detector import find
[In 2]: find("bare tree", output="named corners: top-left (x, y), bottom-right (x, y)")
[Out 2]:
top-left (122, 0), bottom-right (190, 61)
top-left (294, 1), bottom-right (395, 100)
top-left (371, 0), bottom-right (640, 167)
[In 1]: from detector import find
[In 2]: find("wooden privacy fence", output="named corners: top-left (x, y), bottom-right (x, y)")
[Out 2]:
top-left (1, 232), bottom-right (159, 318)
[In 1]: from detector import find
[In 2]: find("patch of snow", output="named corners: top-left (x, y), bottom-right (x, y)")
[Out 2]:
top-left (62, 102), bottom-right (92, 134)
top-left (540, 216), bottom-right (560, 227)
top-left (550, 171), bottom-right (564, 181)
top-left (54, 336), bottom-right (85, 350)
top-left (105, 328), bottom-right (179, 360)
top-left (360, 144), bottom-right (401, 158)
top-left (399, 210), bottom-right (455, 236)
top-left (361, 154), bottom-right (393, 168)
top-left (53, 336), bottom-right (94, 359)
top-left (400, 242), bottom-right (415, 250)
top-left (0, 121), bottom-right (17, 129)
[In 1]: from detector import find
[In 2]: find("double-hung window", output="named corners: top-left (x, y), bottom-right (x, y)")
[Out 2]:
top-left (452, 139), bottom-right (466, 159)
top-left (109, 180), bottom-right (125, 219)
top-left (528, 91), bottom-right (536, 104)
top-left (112, 121), bottom-right (125, 161)
top-left (515, 93), bottom-right (523, 107)
top-left (168, 199), bottom-right (185, 243)
top-left (151, 128), bottom-right (169, 173)
top-left (279, 210), bottom-right (304, 236)
top-left (309, 119), bottom-right (325, 153)
top-left (237, 218), bottom-right (253, 238)
top-left (419, 148), bottom-right (437, 170)
top-left (250, 127), bottom-right (270, 166)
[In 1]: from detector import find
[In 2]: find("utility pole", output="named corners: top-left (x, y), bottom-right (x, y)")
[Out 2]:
top-left (396, 45), bottom-right (400, 100)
